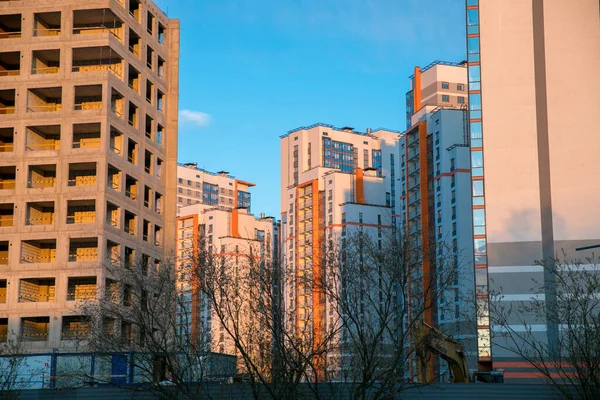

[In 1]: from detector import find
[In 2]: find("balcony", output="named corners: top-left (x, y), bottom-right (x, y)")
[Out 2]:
top-left (26, 125), bottom-right (61, 151)
top-left (32, 50), bottom-right (60, 75)
top-left (0, 89), bottom-right (15, 114)
top-left (0, 280), bottom-right (5, 303)
top-left (154, 225), bottom-right (163, 246)
top-left (124, 211), bottom-right (137, 236)
top-left (128, 102), bottom-right (139, 128)
top-left (158, 57), bottom-right (165, 79)
top-left (107, 165), bottom-right (121, 191)
top-left (74, 85), bottom-right (103, 111)
top-left (129, 0), bottom-right (142, 22)
top-left (158, 23), bottom-right (166, 45)
top-left (0, 128), bottom-right (13, 153)
top-left (68, 162), bottom-right (97, 187)
top-left (142, 219), bottom-right (150, 242)
top-left (19, 278), bottom-right (55, 302)
top-left (61, 316), bottom-right (91, 340)
top-left (0, 319), bottom-right (6, 342)
top-left (72, 46), bottom-right (123, 78)
top-left (147, 11), bottom-right (155, 36)
top-left (128, 29), bottom-right (141, 58)
top-left (125, 175), bottom-right (138, 200)
top-left (106, 202), bottom-right (120, 228)
top-left (111, 89), bottom-right (124, 118)
top-left (157, 124), bottom-right (164, 147)
top-left (67, 277), bottom-right (97, 302)
top-left (25, 202), bottom-right (55, 226)
top-left (0, 51), bottom-right (20, 76)
top-left (27, 87), bottom-right (62, 113)
top-left (33, 12), bottom-right (61, 37)
top-left (145, 80), bottom-right (154, 104)
top-left (68, 238), bottom-right (98, 262)
top-left (27, 164), bottom-right (56, 189)
top-left (109, 127), bottom-right (123, 156)
top-left (0, 14), bottom-right (21, 39)
top-left (72, 9), bottom-right (123, 42)
top-left (124, 247), bottom-right (135, 269)
top-left (21, 239), bottom-right (56, 264)
top-left (0, 204), bottom-right (13, 228)
top-left (127, 139), bottom-right (138, 165)
top-left (21, 317), bottom-right (50, 342)
top-left (73, 123), bottom-right (101, 149)
top-left (156, 158), bottom-right (163, 179)
top-left (154, 192), bottom-right (163, 214)
top-left (106, 240), bottom-right (120, 265)
top-left (157, 90), bottom-right (164, 112)
top-left (144, 150), bottom-right (153, 174)
top-left (0, 242), bottom-right (7, 265)
top-left (144, 186), bottom-right (152, 209)
top-left (128, 64), bottom-right (140, 93)
top-left (145, 115), bottom-right (154, 140)
top-left (66, 200), bottom-right (96, 225)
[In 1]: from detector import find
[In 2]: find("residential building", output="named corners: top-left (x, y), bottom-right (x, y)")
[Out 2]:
top-left (176, 163), bottom-right (253, 216)
top-left (406, 60), bottom-right (468, 129)
top-left (402, 61), bottom-right (477, 380)
top-left (0, 0), bottom-right (179, 350)
top-left (466, 0), bottom-right (600, 379)
top-left (175, 176), bottom-right (279, 367)
top-left (280, 123), bottom-right (402, 378)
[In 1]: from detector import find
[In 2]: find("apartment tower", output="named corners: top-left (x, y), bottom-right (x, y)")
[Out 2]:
top-left (0, 0), bottom-right (179, 349)
top-left (466, 0), bottom-right (600, 378)
top-left (175, 168), bottom-right (278, 363)
top-left (403, 61), bottom-right (477, 379)
top-left (280, 124), bottom-right (401, 378)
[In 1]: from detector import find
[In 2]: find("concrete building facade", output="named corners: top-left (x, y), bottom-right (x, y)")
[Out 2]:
top-left (175, 178), bottom-right (279, 365)
top-left (0, 0), bottom-right (179, 350)
top-left (466, 0), bottom-right (600, 378)
top-left (403, 61), bottom-right (478, 379)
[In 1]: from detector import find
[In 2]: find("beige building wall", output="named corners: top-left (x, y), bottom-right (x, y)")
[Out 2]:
top-left (471, 0), bottom-right (600, 377)
top-left (0, 0), bottom-right (178, 351)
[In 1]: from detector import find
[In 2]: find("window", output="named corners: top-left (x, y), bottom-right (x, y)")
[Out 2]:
top-left (457, 83), bottom-right (465, 91)
top-left (441, 95), bottom-right (450, 102)
top-left (458, 96), bottom-right (465, 104)
top-left (441, 82), bottom-right (449, 89)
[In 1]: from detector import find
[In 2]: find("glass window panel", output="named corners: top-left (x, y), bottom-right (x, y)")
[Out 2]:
top-left (475, 255), bottom-right (487, 264)
top-left (474, 238), bottom-right (486, 255)
top-left (469, 81), bottom-right (481, 91)
top-left (468, 26), bottom-right (479, 35)
top-left (477, 301), bottom-right (490, 326)
top-left (470, 121), bottom-right (482, 139)
top-left (468, 65), bottom-right (480, 82)
top-left (473, 197), bottom-right (484, 206)
top-left (471, 138), bottom-right (483, 147)
top-left (469, 93), bottom-right (482, 110)
top-left (467, 9), bottom-right (479, 26)
top-left (468, 37), bottom-right (480, 53)
top-left (471, 150), bottom-right (483, 168)
top-left (470, 110), bottom-right (482, 119)
top-left (473, 209), bottom-right (485, 226)
top-left (469, 53), bottom-right (480, 62)
top-left (467, 0), bottom-right (479, 6)
top-left (474, 226), bottom-right (486, 235)
top-left (472, 167), bottom-right (484, 177)
top-left (473, 180), bottom-right (484, 197)
top-left (475, 268), bottom-right (488, 286)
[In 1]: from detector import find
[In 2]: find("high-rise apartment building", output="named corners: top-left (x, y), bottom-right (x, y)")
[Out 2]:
top-left (466, 0), bottom-right (600, 378)
top-left (403, 61), bottom-right (478, 379)
top-left (280, 124), bottom-right (402, 377)
top-left (175, 176), bottom-right (279, 361)
top-left (0, 0), bottom-right (179, 350)
top-left (176, 163), bottom-right (253, 216)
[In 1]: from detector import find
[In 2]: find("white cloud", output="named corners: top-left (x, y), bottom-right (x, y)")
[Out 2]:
top-left (180, 110), bottom-right (212, 127)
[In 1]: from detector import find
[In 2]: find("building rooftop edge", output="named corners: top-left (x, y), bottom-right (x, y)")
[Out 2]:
top-left (177, 163), bottom-right (236, 179)
top-left (281, 123), bottom-right (403, 139)
top-left (408, 60), bottom-right (468, 80)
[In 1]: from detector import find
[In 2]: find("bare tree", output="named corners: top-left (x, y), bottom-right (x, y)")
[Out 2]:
top-left (0, 332), bottom-right (31, 400)
top-left (196, 237), bottom-right (341, 400)
top-left (319, 229), bottom-right (464, 400)
top-left (491, 256), bottom-right (600, 400)
top-left (78, 257), bottom-right (224, 399)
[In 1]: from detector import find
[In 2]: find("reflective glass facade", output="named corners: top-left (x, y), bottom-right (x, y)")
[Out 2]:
top-left (323, 138), bottom-right (355, 173)
top-left (466, 0), bottom-right (492, 363)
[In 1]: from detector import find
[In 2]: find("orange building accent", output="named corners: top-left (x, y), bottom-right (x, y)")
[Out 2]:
top-left (355, 168), bottom-right (367, 204)
top-left (413, 66), bottom-right (422, 112)
top-left (231, 208), bottom-right (241, 238)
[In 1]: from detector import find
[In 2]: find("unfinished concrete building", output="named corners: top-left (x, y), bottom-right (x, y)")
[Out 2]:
top-left (0, 0), bottom-right (179, 351)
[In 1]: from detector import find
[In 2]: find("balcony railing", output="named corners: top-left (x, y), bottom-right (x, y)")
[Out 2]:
top-left (61, 327), bottom-right (90, 340)
top-left (68, 251), bottom-right (98, 262)
top-left (72, 64), bottom-right (122, 78)
top-left (0, 107), bottom-right (15, 115)
top-left (27, 179), bottom-right (56, 188)
top-left (26, 143), bottom-right (60, 151)
top-left (0, 180), bottom-right (15, 190)
top-left (72, 26), bottom-right (121, 40)
top-left (67, 176), bottom-right (97, 187)
top-left (20, 255), bottom-right (55, 263)
top-left (66, 215), bottom-right (95, 224)
top-left (27, 104), bottom-right (62, 112)
top-left (33, 28), bottom-right (61, 37)
top-left (74, 102), bottom-right (102, 111)
top-left (73, 138), bottom-right (101, 149)
top-left (0, 216), bottom-right (13, 227)
top-left (0, 32), bottom-right (21, 39)
top-left (31, 67), bottom-right (59, 75)
top-left (21, 332), bottom-right (49, 341)
top-left (0, 70), bottom-right (19, 77)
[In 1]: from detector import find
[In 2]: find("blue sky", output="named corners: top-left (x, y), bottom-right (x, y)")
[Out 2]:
top-left (154, 0), bottom-right (467, 217)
